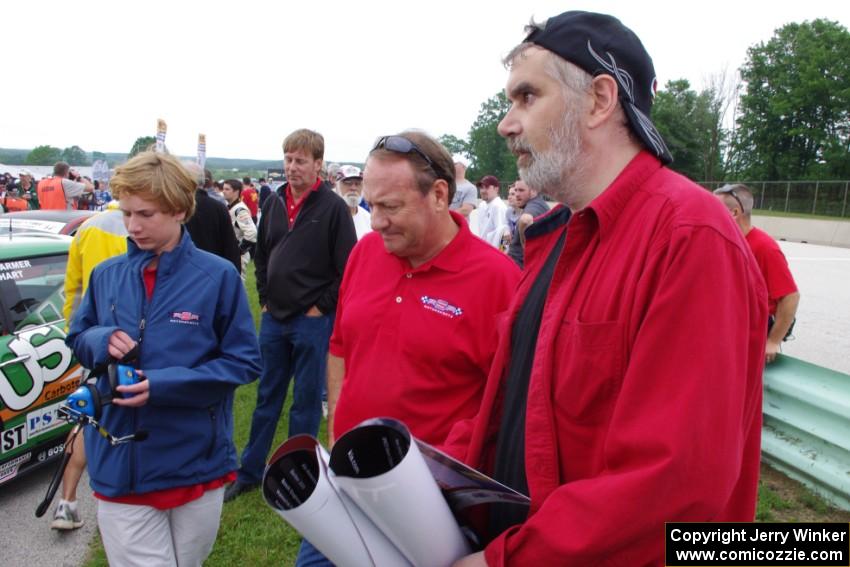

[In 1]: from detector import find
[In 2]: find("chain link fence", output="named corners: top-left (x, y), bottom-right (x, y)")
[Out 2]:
top-left (699, 181), bottom-right (850, 218)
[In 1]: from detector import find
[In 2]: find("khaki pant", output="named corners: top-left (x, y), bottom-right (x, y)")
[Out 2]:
top-left (97, 487), bottom-right (224, 567)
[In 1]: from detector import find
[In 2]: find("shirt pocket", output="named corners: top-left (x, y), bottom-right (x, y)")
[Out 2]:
top-left (552, 319), bottom-right (624, 424)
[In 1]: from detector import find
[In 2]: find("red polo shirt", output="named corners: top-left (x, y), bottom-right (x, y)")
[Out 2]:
top-left (746, 226), bottom-right (797, 316)
top-left (242, 186), bottom-right (259, 218)
top-left (284, 179), bottom-right (321, 228)
top-left (331, 211), bottom-right (520, 445)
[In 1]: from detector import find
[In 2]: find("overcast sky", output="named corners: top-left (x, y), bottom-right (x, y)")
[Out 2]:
top-left (3, 0), bottom-right (848, 163)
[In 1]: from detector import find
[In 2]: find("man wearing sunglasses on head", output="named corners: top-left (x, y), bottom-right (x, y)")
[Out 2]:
top-left (445, 11), bottom-right (768, 567)
top-left (292, 131), bottom-right (520, 567)
top-left (715, 183), bottom-right (800, 363)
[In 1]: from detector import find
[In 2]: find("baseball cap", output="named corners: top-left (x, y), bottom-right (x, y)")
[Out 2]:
top-left (524, 11), bottom-right (672, 165)
top-left (479, 175), bottom-right (500, 187)
top-left (338, 165), bottom-right (362, 181)
top-left (18, 168), bottom-right (33, 177)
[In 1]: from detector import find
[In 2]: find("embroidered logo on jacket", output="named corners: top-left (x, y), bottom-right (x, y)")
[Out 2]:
top-left (420, 296), bottom-right (463, 319)
top-left (170, 311), bottom-right (200, 325)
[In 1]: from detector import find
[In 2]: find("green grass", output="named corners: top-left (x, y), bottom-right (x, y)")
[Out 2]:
top-left (756, 484), bottom-right (793, 521)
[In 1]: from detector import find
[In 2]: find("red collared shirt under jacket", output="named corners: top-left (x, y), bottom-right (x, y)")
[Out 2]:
top-left (442, 152), bottom-right (768, 566)
top-left (331, 211), bottom-right (520, 445)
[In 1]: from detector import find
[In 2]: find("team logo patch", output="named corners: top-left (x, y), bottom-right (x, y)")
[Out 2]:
top-left (170, 311), bottom-right (200, 325)
top-left (420, 296), bottom-right (463, 319)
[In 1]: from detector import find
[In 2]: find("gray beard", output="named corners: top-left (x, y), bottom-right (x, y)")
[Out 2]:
top-left (344, 194), bottom-right (361, 208)
top-left (513, 106), bottom-right (586, 203)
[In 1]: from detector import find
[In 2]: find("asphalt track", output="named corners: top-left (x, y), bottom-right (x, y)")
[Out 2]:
top-left (776, 241), bottom-right (850, 374)
top-left (0, 240), bottom-right (846, 567)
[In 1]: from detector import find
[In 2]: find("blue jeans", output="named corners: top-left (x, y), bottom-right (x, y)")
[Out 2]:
top-left (237, 312), bottom-right (332, 484)
top-left (295, 539), bottom-right (334, 567)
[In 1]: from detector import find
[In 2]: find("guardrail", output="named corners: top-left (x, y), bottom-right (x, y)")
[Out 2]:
top-left (761, 354), bottom-right (850, 510)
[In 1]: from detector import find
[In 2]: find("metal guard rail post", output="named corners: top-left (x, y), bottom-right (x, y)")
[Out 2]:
top-left (762, 354), bottom-right (850, 511)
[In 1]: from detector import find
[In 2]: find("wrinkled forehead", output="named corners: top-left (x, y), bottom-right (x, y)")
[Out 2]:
top-left (363, 157), bottom-right (421, 197)
top-left (505, 46), bottom-right (555, 92)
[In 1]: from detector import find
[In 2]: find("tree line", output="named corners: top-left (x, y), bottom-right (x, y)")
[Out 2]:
top-left (443, 19), bottom-right (850, 184)
top-left (3, 136), bottom-right (280, 173)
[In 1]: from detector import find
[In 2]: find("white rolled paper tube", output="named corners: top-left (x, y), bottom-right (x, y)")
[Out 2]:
top-left (332, 433), bottom-right (471, 567)
top-left (263, 440), bottom-right (409, 567)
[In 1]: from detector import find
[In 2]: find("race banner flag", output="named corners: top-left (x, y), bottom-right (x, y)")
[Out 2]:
top-left (91, 160), bottom-right (110, 183)
top-left (197, 134), bottom-right (206, 169)
top-left (156, 119), bottom-right (167, 153)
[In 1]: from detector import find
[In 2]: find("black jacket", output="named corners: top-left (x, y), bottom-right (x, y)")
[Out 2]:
top-left (185, 189), bottom-right (242, 274)
top-left (258, 184), bottom-right (272, 208)
top-left (255, 181), bottom-right (356, 321)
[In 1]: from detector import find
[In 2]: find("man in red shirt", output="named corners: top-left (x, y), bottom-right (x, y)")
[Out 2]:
top-left (291, 132), bottom-right (519, 567)
top-left (241, 176), bottom-right (259, 224)
top-left (447, 11), bottom-right (767, 567)
top-left (715, 183), bottom-right (800, 363)
top-left (329, 131), bottom-right (520, 445)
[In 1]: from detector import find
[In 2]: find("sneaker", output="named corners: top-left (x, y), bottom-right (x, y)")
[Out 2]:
top-left (224, 481), bottom-right (258, 503)
top-left (51, 500), bottom-right (84, 530)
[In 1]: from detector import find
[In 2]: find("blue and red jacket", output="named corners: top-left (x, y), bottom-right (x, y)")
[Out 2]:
top-left (67, 229), bottom-right (261, 497)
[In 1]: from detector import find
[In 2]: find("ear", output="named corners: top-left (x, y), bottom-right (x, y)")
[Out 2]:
top-left (431, 179), bottom-right (450, 210)
top-left (587, 74), bottom-right (620, 130)
top-left (175, 210), bottom-right (187, 223)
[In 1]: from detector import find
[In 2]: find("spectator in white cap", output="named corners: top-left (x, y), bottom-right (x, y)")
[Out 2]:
top-left (450, 154), bottom-right (477, 219)
top-left (336, 165), bottom-right (371, 240)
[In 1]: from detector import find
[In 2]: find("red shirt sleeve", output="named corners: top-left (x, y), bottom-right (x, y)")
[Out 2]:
top-left (761, 247), bottom-right (797, 307)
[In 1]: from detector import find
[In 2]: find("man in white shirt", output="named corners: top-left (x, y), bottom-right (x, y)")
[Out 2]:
top-left (449, 155), bottom-right (478, 219)
top-left (476, 175), bottom-right (508, 248)
top-left (337, 165), bottom-right (372, 240)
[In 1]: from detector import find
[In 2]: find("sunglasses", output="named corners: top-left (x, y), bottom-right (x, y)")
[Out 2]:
top-left (372, 135), bottom-right (448, 181)
top-left (716, 184), bottom-right (745, 212)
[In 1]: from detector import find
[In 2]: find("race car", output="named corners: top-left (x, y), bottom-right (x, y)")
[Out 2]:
top-left (0, 209), bottom-right (95, 237)
top-left (0, 233), bottom-right (81, 487)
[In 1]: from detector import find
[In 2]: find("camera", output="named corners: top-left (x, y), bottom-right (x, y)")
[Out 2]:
top-left (116, 364), bottom-right (140, 397)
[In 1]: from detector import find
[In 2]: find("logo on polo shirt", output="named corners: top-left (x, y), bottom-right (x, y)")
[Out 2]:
top-left (170, 311), bottom-right (200, 325)
top-left (420, 296), bottom-right (463, 319)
